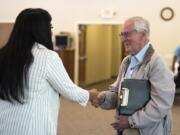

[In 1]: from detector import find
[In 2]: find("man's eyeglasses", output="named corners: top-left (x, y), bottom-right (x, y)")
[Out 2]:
top-left (119, 30), bottom-right (137, 38)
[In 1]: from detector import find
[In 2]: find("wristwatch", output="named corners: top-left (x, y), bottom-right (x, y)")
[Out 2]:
top-left (128, 117), bottom-right (136, 128)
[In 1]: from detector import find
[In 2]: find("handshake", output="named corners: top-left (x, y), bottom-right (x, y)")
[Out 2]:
top-left (89, 89), bottom-right (105, 107)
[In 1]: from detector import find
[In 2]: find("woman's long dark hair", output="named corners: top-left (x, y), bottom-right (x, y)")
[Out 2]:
top-left (0, 8), bottom-right (53, 103)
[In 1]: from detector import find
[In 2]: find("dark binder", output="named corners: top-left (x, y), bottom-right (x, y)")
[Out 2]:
top-left (119, 79), bottom-right (151, 115)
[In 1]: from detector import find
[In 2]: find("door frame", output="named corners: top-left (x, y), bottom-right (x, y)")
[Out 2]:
top-left (74, 21), bottom-right (124, 84)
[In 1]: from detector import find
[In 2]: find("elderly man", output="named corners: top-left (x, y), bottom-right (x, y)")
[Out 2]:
top-left (92, 16), bottom-right (175, 135)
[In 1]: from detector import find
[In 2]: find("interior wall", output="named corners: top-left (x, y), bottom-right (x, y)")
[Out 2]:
top-left (86, 25), bottom-right (111, 84)
top-left (0, 0), bottom-right (179, 63)
top-left (111, 25), bottom-right (122, 77)
top-left (85, 25), bottom-right (121, 84)
top-left (0, 0), bottom-right (180, 83)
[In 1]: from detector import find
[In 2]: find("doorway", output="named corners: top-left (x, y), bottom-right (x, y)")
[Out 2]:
top-left (75, 22), bottom-right (125, 86)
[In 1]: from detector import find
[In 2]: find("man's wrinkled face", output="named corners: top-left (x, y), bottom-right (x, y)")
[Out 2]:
top-left (120, 21), bottom-right (145, 55)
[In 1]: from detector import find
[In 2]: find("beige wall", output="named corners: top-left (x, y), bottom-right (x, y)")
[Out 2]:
top-left (0, 0), bottom-right (179, 83)
top-left (0, 0), bottom-right (179, 63)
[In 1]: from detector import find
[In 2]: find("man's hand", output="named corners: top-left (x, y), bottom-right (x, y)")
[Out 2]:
top-left (89, 89), bottom-right (105, 107)
top-left (89, 88), bottom-right (99, 103)
top-left (111, 115), bottom-right (129, 131)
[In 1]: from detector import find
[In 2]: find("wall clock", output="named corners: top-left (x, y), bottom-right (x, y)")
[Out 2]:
top-left (160, 7), bottom-right (174, 21)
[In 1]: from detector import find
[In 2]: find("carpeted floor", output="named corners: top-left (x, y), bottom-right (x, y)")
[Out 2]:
top-left (57, 80), bottom-right (180, 135)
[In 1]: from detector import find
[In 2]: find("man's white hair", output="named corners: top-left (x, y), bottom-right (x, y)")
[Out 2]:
top-left (127, 16), bottom-right (150, 39)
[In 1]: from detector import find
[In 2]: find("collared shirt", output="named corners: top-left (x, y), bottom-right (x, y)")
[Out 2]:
top-left (125, 42), bottom-right (150, 78)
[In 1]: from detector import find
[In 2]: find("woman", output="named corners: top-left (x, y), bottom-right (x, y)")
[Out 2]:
top-left (0, 8), bottom-right (96, 135)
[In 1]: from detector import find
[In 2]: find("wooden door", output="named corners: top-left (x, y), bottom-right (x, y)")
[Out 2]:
top-left (0, 23), bottom-right (14, 48)
top-left (78, 25), bottom-right (87, 86)
top-left (55, 49), bottom-right (75, 81)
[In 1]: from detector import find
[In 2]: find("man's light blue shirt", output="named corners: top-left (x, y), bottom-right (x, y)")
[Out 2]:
top-left (125, 42), bottom-right (150, 78)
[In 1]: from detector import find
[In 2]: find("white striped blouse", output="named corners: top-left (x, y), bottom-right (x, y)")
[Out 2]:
top-left (0, 43), bottom-right (89, 135)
